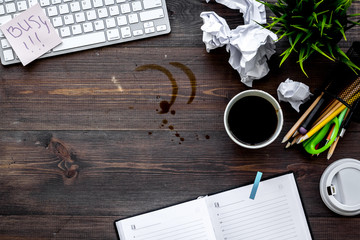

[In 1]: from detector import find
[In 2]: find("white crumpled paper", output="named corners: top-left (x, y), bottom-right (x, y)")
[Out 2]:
top-left (201, 1), bottom-right (277, 87)
top-left (205, 0), bottom-right (266, 25)
top-left (277, 79), bottom-right (312, 112)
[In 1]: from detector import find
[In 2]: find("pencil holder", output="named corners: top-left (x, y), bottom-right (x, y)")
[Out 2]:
top-left (317, 42), bottom-right (360, 121)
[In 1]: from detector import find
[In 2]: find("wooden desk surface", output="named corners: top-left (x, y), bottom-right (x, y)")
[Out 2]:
top-left (1, 1), bottom-right (359, 239)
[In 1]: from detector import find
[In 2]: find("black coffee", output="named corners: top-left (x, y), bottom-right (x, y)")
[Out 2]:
top-left (228, 96), bottom-right (278, 145)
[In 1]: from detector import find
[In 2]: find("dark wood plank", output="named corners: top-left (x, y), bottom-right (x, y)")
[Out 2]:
top-left (1, 0), bottom-right (360, 239)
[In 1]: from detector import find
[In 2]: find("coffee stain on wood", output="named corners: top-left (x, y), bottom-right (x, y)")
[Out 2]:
top-left (135, 64), bottom-right (178, 114)
top-left (169, 62), bottom-right (196, 104)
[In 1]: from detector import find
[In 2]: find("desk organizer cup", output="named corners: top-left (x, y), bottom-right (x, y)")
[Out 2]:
top-left (224, 90), bottom-right (283, 149)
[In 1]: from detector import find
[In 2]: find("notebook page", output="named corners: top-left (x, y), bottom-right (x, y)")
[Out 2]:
top-left (115, 197), bottom-right (217, 240)
top-left (206, 173), bottom-right (312, 240)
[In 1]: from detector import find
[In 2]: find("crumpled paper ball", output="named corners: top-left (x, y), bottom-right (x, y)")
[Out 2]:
top-left (277, 78), bottom-right (312, 112)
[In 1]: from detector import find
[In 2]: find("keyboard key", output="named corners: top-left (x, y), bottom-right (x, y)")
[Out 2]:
top-left (106, 28), bottom-right (120, 40)
top-left (0, 5), bottom-right (5, 15)
top-left (0, 15), bottom-right (12, 26)
top-left (93, 0), bottom-right (103, 8)
top-left (109, 5), bottom-right (119, 16)
top-left (53, 31), bottom-right (106, 51)
top-left (52, 16), bottom-right (63, 27)
top-left (144, 27), bottom-right (155, 34)
top-left (94, 19), bottom-right (104, 30)
top-left (59, 4), bottom-right (70, 14)
top-left (17, 1), bottom-right (28, 11)
top-left (104, 0), bottom-right (114, 6)
top-left (70, 2), bottom-right (81, 12)
top-left (71, 24), bottom-right (82, 35)
top-left (143, 0), bottom-right (162, 10)
top-left (131, 1), bottom-right (142, 12)
top-left (133, 29), bottom-right (143, 36)
top-left (47, 6), bottom-right (58, 16)
top-left (120, 3), bottom-right (130, 14)
top-left (81, 0), bottom-right (92, 10)
top-left (120, 26), bottom-right (131, 38)
top-left (143, 21), bottom-right (154, 28)
top-left (128, 13), bottom-right (138, 24)
top-left (140, 9), bottom-right (164, 22)
top-left (28, 0), bottom-right (38, 7)
top-left (52, 0), bottom-right (61, 4)
top-left (156, 24), bottom-right (167, 32)
top-left (105, 17), bottom-right (116, 28)
top-left (116, 15), bottom-right (127, 26)
top-left (1, 38), bottom-right (10, 48)
top-left (86, 10), bottom-right (96, 20)
top-left (3, 49), bottom-right (14, 61)
top-left (82, 22), bottom-right (94, 32)
top-left (5, 3), bottom-right (16, 13)
top-left (64, 14), bottom-right (74, 25)
top-left (75, 12), bottom-right (86, 22)
top-left (60, 26), bottom-right (71, 37)
top-left (39, 0), bottom-right (50, 7)
top-left (97, 7), bottom-right (108, 18)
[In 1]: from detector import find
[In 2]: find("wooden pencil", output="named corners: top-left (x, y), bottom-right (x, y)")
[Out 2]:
top-left (327, 136), bottom-right (340, 160)
top-left (281, 92), bottom-right (324, 143)
top-left (298, 104), bottom-right (347, 143)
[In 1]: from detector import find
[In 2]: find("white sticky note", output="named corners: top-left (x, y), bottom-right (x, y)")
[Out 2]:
top-left (0, 4), bottom-right (62, 66)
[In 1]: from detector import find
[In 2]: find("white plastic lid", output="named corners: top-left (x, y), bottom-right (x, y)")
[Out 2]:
top-left (320, 158), bottom-right (360, 216)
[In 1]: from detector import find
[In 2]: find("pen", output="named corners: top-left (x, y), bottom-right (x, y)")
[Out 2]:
top-left (339, 98), bottom-right (360, 137)
top-left (298, 95), bottom-right (326, 134)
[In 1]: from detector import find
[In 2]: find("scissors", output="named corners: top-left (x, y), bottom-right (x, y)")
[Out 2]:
top-left (303, 108), bottom-right (347, 155)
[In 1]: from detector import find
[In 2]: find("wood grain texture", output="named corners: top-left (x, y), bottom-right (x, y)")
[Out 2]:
top-left (1, 0), bottom-right (360, 239)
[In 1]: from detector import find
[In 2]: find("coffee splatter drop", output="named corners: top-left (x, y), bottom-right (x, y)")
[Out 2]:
top-left (169, 125), bottom-right (174, 130)
top-left (205, 135), bottom-right (210, 139)
top-left (171, 110), bottom-right (176, 115)
top-left (159, 100), bottom-right (171, 114)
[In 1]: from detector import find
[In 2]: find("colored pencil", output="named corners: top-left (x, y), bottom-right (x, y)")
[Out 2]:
top-left (281, 92), bottom-right (324, 143)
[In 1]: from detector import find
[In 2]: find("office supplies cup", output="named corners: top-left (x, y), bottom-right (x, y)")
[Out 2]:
top-left (224, 90), bottom-right (283, 149)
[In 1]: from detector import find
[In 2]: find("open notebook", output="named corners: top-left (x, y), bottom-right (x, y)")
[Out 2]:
top-left (115, 172), bottom-right (312, 240)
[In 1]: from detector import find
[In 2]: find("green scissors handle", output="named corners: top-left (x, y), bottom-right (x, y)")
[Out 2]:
top-left (303, 117), bottom-right (339, 155)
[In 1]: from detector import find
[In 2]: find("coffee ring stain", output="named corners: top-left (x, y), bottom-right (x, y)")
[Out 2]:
top-left (169, 62), bottom-right (196, 104)
top-left (135, 64), bottom-right (178, 114)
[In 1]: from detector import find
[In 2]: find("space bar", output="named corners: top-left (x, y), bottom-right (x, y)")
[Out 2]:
top-left (53, 32), bottom-right (106, 52)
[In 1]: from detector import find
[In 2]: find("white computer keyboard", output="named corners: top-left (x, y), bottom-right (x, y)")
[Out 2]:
top-left (0, 0), bottom-right (171, 65)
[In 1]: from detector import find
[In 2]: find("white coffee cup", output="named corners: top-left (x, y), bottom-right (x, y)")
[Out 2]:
top-left (224, 90), bottom-right (283, 149)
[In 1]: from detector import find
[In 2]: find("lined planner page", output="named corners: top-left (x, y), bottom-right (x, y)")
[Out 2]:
top-left (206, 173), bottom-right (312, 240)
top-left (115, 197), bottom-right (217, 240)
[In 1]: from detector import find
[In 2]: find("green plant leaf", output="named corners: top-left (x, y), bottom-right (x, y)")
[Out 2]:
top-left (311, 44), bottom-right (335, 61)
top-left (320, 15), bottom-right (327, 36)
top-left (290, 25), bottom-right (309, 32)
top-left (301, 31), bottom-right (313, 43)
top-left (314, 0), bottom-right (324, 9)
top-left (279, 49), bottom-right (292, 67)
top-left (298, 48), bottom-right (308, 77)
top-left (327, 43), bottom-right (335, 59)
top-left (334, 19), bottom-right (347, 40)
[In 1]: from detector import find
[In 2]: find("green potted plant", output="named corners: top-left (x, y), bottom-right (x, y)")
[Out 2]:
top-left (260, 0), bottom-right (360, 76)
